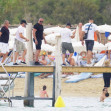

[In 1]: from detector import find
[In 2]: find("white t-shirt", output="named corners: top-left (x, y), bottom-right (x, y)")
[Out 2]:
top-left (16, 25), bottom-right (25, 42)
top-left (82, 23), bottom-right (97, 40)
top-left (60, 28), bottom-right (72, 43)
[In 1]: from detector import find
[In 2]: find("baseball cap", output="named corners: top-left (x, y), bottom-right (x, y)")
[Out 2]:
top-left (66, 23), bottom-right (71, 27)
top-left (20, 20), bottom-right (27, 24)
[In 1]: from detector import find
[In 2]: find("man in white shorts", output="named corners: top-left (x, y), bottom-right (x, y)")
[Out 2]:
top-left (0, 20), bottom-right (10, 64)
top-left (13, 20), bottom-right (29, 65)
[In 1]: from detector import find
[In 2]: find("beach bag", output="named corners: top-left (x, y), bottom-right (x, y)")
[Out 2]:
top-left (83, 23), bottom-right (92, 40)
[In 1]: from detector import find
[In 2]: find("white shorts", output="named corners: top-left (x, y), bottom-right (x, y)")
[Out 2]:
top-left (0, 42), bottom-right (9, 54)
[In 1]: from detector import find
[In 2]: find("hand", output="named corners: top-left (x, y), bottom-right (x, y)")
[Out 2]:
top-left (44, 39), bottom-right (47, 44)
top-left (25, 38), bottom-right (29, 42)
top-left (82, 41), bottom-right (84, 46)
top-left (35, 39), bottom-right (38, 45)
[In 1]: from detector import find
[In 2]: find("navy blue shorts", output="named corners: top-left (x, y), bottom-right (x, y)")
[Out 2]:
top-left (33, 38), bottom-right (42, 50)
top-left (85, 40), bottom-right (94, 51)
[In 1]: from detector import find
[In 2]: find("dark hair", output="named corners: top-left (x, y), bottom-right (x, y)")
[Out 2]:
top-left (89, 18), bottom-right (93, 21)
top-left (105, 92), bottom-right (109, 97)
top-left (20, 20), bottom-right (27, 24)
top-left (43, 85), bottom-right (46, 91)
top-left (66, 23), bottom-right (71, 27)
top-left (103, 88), bottom-right (107, 91)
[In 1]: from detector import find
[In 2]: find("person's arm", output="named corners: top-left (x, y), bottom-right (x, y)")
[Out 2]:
top-left (72, 30), bottom-right (76, 38)
top-left (81, 31), bottom-right (85, 45)
top-left (94, 24), bottom-right (101, 43)
top-left (33, 28), bottom-right (38, 45)
top-left (95, 30), bottom-right (101, 43)
top-left (39, 60), bottom-right (47, 65)
top-left (19, 33), bottom-right (29, 41)
top-left (43, 33), bottom-right (47, 44)
top-left (0, 27), bottom-right (4, 37)
top-left (0, 32), bottom-right (2, 37)
top-left (71, 35), bottom-right (74, 39)
top-left (70, 30), bottom-right (74, 39)
top-left (45, 91), bottom-right (49, 98)
top-left (81, 25), bottom-right (85, 45)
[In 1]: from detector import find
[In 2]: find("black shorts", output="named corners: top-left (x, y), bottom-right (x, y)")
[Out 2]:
top-left (33, 38), bottom-right (42, 50)
top-left (85, 40), bottom-right (94, 51)
top-left (103, 73), bottom-right (111, 87)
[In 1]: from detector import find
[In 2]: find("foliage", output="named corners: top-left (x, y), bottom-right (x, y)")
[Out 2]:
top-left (0, 0), bottom-right (111, 25)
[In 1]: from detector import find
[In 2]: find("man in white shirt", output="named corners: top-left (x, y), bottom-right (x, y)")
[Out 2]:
top-left (13, 20), bottom-right (29, 65)
top-left (82, 18), bottom-right (100, 66)
top-left (61, 23), bottom-right (74, 65)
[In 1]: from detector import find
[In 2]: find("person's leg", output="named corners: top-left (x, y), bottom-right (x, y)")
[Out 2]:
top-left (70, 58), bottom-right (76, 66)
top-left (103, 73), bottom-right (110, 88)
top-left (35, 39), bottom-right (42, 63)
top-left (87, 50), bottom-right (92, 64)
top-left (62, 54), bottom-right (66, 64)
top-left (103, 75), bottom-right (107, 88)
top-left (107, 77), bottom-right (110, 87)
top-left (13, 39), bottom-right (20, 64)
top-left (35, 50), bottom-right (41, 62)
top-left (14, 52), bottom-right (19, 63)
top-left (0, 53), bottom-right (3, 57)
top-left (108, 50), bottom-right (111, 60)
top-left (68, 53), bottom-right (73, 62)
top-left (62, 42), bottom-right (66, 64)
top-left (1, 52), bottom-right (8, 63)
top-left (86, 40), bottom-right (94, 64)
top-left (67, 43), bottom-right (74, 63)
top-left (22, 49), bottom-right (27, 62)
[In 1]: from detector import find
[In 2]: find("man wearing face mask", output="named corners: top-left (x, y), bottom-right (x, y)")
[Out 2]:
top-left (13, 20), bottom-right (29, 65)
top-left (33, 18), bottom-right (47, 65)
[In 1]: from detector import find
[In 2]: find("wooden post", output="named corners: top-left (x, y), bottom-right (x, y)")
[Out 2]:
top-left (55, 35), bottom-right (62, 101)
top-left (24, 23), bottom-right (34, 107)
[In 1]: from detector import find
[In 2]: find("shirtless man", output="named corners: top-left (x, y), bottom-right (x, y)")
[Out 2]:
top-left (100, 88), bottom-right (109, 102)
top-left (40, 85), bottom-right (48, 98)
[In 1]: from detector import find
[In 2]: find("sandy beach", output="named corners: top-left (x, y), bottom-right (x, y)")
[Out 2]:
top-left (12, 77), bottom-right (107, 97)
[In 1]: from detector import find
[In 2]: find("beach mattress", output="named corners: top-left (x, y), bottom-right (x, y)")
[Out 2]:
top-left (65, 72), bottom-right (93, 83)
top-left (91, 74), bottom-right (103, 78)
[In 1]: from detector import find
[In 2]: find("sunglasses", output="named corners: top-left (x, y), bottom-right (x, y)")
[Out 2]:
top-left (40, 21), bottom-right (43, 23)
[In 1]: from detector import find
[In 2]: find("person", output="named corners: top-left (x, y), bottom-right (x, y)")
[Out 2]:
top-left (39, 55), bottom-right (47, 65)
top-left (33, 18), bottom-right (47, 65)
top-left (103, 60), bottom-right (111, 88)
top-left (82, 18), bottom-right (100, 66)
top-left (73, 23), bottom-right (83, 41)
top-left (0, 20), bottom-right (10, 64)
top-left (13, 20), bottom-right (29, 65)
top-left (100, 88), bottom-right (109, 102)
top-left (60, 23), bottom-right (74, 66)
top-left (40, 85), bottom-right (48, 98)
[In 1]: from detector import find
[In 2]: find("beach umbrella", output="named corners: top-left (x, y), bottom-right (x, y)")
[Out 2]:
top-left (93, 41), bottom-right (107, 51)
top-left (94, 55), bottom-right (106, 66)
top-left (108, 35), bottom-right (111, 40)
top-left (105, 42), bottom-right (111, 50)
top-left (44, 27), bottom-right (62, 35)
top-left (41, 44), bottom-right (55, 52)
top-left (72, 41), bottom-right (106, 53)
top-left (74, 26), bottom-right (80, 42)
top-left (97, 24), bottom-right (111, 33)
top-left (72, 41), bottom-right (86, 53)
top-left (45, 33), bottom-right (61, 45)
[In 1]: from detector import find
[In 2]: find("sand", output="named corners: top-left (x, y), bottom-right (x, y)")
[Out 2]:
top-left (12, 77), bottom-right (108, 98)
